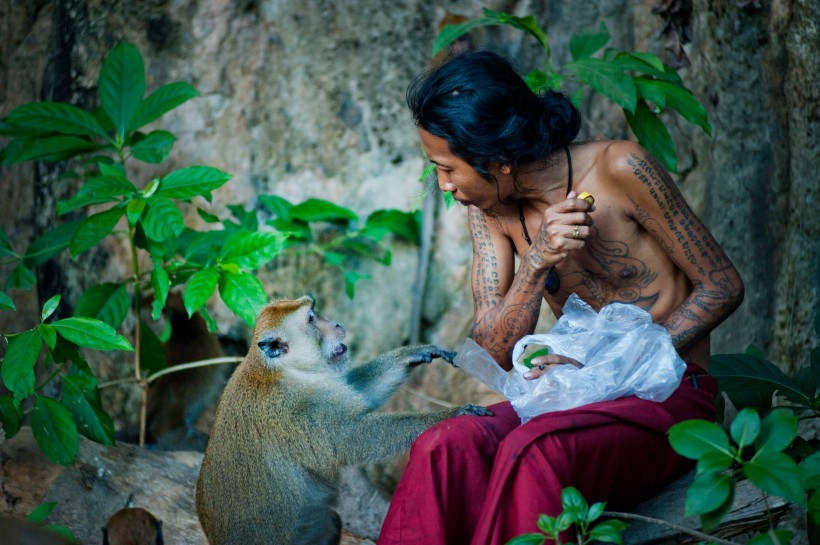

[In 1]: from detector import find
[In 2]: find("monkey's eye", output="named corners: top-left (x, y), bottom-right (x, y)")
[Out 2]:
top-left (307, 309), bottom-right (315, 323)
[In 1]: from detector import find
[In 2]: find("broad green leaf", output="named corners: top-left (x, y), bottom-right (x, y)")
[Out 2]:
top-left (344, 269), bottom-right (369, 299)
top-left (612, 53), bottom-right (677, 82)
top-left (51, 338), bottom-right (90, 373)
top-left (685, 471), bottom-right (732, 515)
top-left (31, 395), bottom-right (79, 466)
top-left (199, 306), bottom-right (219, 333)
top-left (624, 100), bottom-right (677, 173)
top-left (569, 23), bottom-right (610, 61)
top-left (800, 452), bottom-right (820, 489)
top-left (730, 408), bottom-right (761, 449)
top-left (130, 130), bottom-right (175, 163)
top-left (38, 324), bottom-right (58, 350)
top-left (150, 265), bottom-right (170, 320)
top-left (5, 102), bottom-right (109, 139)
top-left (668, 419), bottom-right (731, 459)
top-left (41, 294), bottom-right (61, 322)
top-left (62, 374), bottom-right (115, 445)
top-left (561, 486), bottom-right (588, 516)
top-left (324, 251), bottom-right (346, 266)
top-left (696, 450), bottom-right (734, 473)
top-left (745, 450), bottom-right (804, 504)
top-left (44, 524), bottom-right (77, 543)
top-left (184, 267), bottom-right (219, 317)
top-left (77, 172), bottom-right (137, 201)
top-left (504, 534), bottom-right (545, 545)
top-left (57, 191), bottom-right (121, 216)
top-left (363, 209), bottom-right (421, 244)
top-left (634, 78), bottom-right (668, 110)
top-left (27, 501), bottom-right (57, 523)
top-left (566, 57), bottom-right (637, 112)
top-left (5, 264), bottom-right (36, 290)
top-left (99, 42), bottom-right (145, 140)
top-left (0, 395), bottom-right (23, 438)
top-left (180, 229), bottom-right (231, 264)
top-left (0, 227), bottom-right (13, 257)
top-left (1, 329), bottom-right (41, 399)
top-left (650, 79), bottom-right (711, 135)
top-left (52, 317), bottom-right (133, 351)
top-left (131, 81), bottom-right (199, 129)
top-left (154, 166), bottom-right (232, 202)
top-left (747, 529), bottom-right (793, 545)
top-left (141, 197), bottom-right (185, 241)
top-left (0, 290), bottom-right (15, 311)
top-left (555, 511), bottom-right (574, 531)
top-left (755, 408), bottom-right (798, 454)
top-left (1, 135), bottom-right (103, 165)
top-left (698, 486), bottom-right (734, 531)
top-left (290, 198), bottom-right (358, 224)
top-left (197, 208), bottom-right (220, 223)
top-left (258, 194), bottom-right (294, 218)
top-left (810, 489), bottom-right (820, 524)
top-left (23, 219), bottom-right (82, 267)
top-left (432, 17), bottom-right (498, 57)
top-left (69, 206), bottom-right (125, 256)
top-left (227, 204), bottom-right (259, 231)
top-left (587, 501), bottom-right (606, 523)
top-left (587, 519), bottom-right (628, 544)
top-left (536, 514), bottom-right (557, 535)
top-left (74, 283), bottom-right (130, 329)
top-left (219, 231), bottom-right (286, 269)
top-left (483, 9), bottom-right (548, 50)
top-left (523, 68), bottom-right (561, 93)
top-left (139, 318), bottom-right (167, 375)
top-left (218, 270), bottom-right (267, 326)
top-left (630, 52), bottom-right (667, 73)
top-left (126, 198), bottom-right (147, 226)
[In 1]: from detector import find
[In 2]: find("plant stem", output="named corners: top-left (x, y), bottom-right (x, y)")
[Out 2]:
top-left (98, 356), bottom-right (243, 389)
top-left (128, 226), bottom-right (145, 446)
top-left (602, 511), bottom-right (742, 545)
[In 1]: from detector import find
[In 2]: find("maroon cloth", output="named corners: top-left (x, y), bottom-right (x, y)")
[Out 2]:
top-left (377, 364), bottom-right (716, 545)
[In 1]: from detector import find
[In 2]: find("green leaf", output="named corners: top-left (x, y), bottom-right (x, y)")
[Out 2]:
top-left (565, 57), bottom-right (637, 112)
top-left (77, 170), bottom-right (137, 200)
top-left (154, 166), bottom-right (232, 202)
top-left (227, 204), bottom-right (259, 231)
top-left (696, 450), bottom-right (734, 473)
top-left (504, 534), bottom-right (545, 545)
top-left (27, 501), bottom-right (57, 523)
top-left (755, 408), bottom-right (798, 454)
top-left (810, 489), bottom-right (820, 525)
top-left (634, 78), bottom-right (668, 110)
top-left (432, 17), bottom-right (498, 57)
top-left (126, 198), bottom-right (147, 226)
top-left (38, 324), bottom-right (58, 350)
top-left (668, 419), bottom-right (731, 459)
top-left (290, 198), bottom-right (358, 225)
top-left (745, 450), bottom-right (805, 504)
top-left (258, 194), bottom-right (294, 218)
top-left (483, 9), bottom-right (548, 50)
top-left (569, 23), bottom-right (610, 60)
top-left (219, 231), bottom-right (286, 269)
top-left (197, 208), bottom-right (221, 223)
top-left (130, 130), bottom-right (175, 163)
top-left (685, 471), bottom-right (732, 515)
top-left (363, 209), bottom-right (421, 244)
top-left (52, 317), bottom-right (134, 351)
top-left (184, 267), bottom-right (219, 317)
top-left (698, 485), bottom-right (734, 531)
top-left (150, 265), bottom-right (170, 320)
top-left (587, 519), bottom-right (628, 544)
top-left (523, 68), bottom-right (560, 93)
top-left (711, 353), bottom-right (811, 408)
top-left (131, 81), bottom-right (199, 129)
top-left (218, 270), bottom-right (267, 326)
top-left (800, 452), bottom-right (820, 489)
top-left (139, 318), bottom-right (167, 375)
top-left (99, 42), bottom-right (145, 140)
top-left (23, 220), bottom-right (82, 267)
top-left (74, 283), bottom-right (130, 329)
top-left (0, 290), bottom-right (16, 311)
top-left (651, 79), bottom-right (711, 135)
top-left (5, 264), bottom-right (36, 290)
top-left (343, 270), bottom-right (369, 299)
top-left (69, 206), bottom-right (125, 256)
top-left (141, 196), bottom-right (185, 241)
top-left (43, 524), bottom-right (77, 543)
top-left (536, 514), bottom-right (558, 536)
top-left (624, 100), bottom-right (677, 173)
top-left (62, 374), bottom-right (115, 445)
top-left (180, 228), bottom-right (231, 264)
top-left (587, 501), bottom-right (606, 523)
top-left (51, 338), bottom-right (90, 373)
top-left (730, 408), bottom-right (761, 449)
top-left (748, 529), bottom-right (794, 545)
top-left (1, 135), bottom-right (103, 165)
top-left (561, 486), bottom-right (588, 519)
top-left (0, 227), bottom-right (14, 257)
top-left (199, 306), bottom-right (219, 333)
top-left (612, 53), bottom-right (677, 82)
top-left (1, 329), bottom-right (41, 399)
top-left (31, 395), bottom-right (79, 466)
top-left (0, 395), bottom-right (23, 438)
top-left (41, 294), bottom-right (61, 322)
top-left (5, 102), bottom-right (109, 139)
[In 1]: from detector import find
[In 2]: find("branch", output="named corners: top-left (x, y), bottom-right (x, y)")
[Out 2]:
top-left (98, 356), bottom-right (243, 389)
top-left (603, 511), bottom-right (743, 545)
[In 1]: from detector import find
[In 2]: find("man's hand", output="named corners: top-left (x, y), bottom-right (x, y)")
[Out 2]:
top-left (523, 353), bottom-right (584, 380)
top-left (531, 191), bottom-right (596, 260)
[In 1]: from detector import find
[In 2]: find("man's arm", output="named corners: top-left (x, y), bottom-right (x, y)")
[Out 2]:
top-left (614, 143), bottom-right (744, 353)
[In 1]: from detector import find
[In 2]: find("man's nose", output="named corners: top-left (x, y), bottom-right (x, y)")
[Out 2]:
top-left (437, 173), bottom-right (455, 192)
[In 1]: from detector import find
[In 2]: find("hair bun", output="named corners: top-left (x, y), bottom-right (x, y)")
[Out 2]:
top-left (538, 91), bottom-right (582, 148)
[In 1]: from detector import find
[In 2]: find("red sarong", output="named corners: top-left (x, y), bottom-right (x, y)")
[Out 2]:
top-left (377, 364), bottom-right (716, 545)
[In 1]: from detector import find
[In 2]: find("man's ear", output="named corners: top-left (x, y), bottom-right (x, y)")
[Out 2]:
top-left (258, 337), bottom-right (289, 359)
top-left (499, 163), bottom-right (512, 175)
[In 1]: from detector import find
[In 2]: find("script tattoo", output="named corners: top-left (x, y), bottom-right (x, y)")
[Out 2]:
top-left (625, 152), bottom-right (742, 350)
top-left (469, 207), bottom-right (501, 313)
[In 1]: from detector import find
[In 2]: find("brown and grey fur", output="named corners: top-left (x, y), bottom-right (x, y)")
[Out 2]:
top-left (195, 296), bottom-right (492, 545)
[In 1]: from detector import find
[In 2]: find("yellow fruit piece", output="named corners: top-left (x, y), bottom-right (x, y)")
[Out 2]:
top-left (578, 191), bottom-right (595, 204)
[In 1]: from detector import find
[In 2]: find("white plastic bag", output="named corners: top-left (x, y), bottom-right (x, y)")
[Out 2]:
top-left (454, 294), bottom-right (686, 422)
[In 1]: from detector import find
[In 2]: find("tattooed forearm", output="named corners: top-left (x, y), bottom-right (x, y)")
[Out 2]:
top-left (469, 208), bottom-right (501, 313)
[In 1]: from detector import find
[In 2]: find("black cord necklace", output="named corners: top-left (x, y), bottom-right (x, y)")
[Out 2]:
top-left (518, 146), bottom-right (573, 295)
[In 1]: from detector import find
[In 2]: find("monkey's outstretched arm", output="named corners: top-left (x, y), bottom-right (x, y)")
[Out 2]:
top-left (345, 345), bottom-right (456, 409)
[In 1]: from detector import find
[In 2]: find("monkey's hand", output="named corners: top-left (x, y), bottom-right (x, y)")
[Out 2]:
top-left (452, 404), bottom-right (494, 417)
top-left (405, 345), bottom-right (457, 367)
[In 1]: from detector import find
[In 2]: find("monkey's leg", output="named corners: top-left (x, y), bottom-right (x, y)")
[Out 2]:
top-left (345, 345), bottom-right (456, 408)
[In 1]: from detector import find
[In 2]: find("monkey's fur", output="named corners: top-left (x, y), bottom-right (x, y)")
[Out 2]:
top-left (195, 296), bottom-right (492, 545)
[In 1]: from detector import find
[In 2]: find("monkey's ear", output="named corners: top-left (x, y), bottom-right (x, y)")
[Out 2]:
top-left (258, 337), bottom-right (289, 359)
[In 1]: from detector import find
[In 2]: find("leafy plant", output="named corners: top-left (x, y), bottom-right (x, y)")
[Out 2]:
top-left (434, 8), bottom-right (712, 173)
top-left (0, 41), bottom-right (419, 456)
top-left (26, 501), bottom-right (77, 543)
top-left (505, 487), bottom-right (627, 545)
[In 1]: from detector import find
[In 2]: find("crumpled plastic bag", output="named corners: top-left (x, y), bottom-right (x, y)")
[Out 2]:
top-left (453, 293), bottom-right (686, 422)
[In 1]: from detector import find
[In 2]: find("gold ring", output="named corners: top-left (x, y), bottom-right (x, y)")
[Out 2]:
top-left (572, 225), bottom-right (581, 239)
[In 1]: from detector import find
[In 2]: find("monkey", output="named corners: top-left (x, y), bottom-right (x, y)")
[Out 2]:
top-left (102, 495), bottom-right (164, 545)
top-left (195, 296), bottom-right (493, 545)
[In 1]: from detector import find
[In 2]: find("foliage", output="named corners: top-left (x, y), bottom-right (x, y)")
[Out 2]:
top-left (27, 501), bottom-right (77, 543)
top-left (0, 42), bottom-right (419, 460)
top-left (434, 8), bottom-right (712, 174)
top-left (505, 487), bottom-right (627, 545)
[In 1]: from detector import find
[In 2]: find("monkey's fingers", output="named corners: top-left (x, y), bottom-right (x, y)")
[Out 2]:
top-left (436, 350), bottom-right (457, 364)
top-left (453, 404), bottom-right (494, 417)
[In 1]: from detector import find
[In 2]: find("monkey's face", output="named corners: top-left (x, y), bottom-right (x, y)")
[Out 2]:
top-left (253, 296), bottom-right (349, 373)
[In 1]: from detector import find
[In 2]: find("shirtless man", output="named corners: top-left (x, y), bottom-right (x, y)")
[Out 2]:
top-left (377, 51), bottom-right (744, 545)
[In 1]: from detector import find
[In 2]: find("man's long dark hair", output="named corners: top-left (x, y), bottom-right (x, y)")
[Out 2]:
top-left (407, 50), bottom-right (581, 184)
